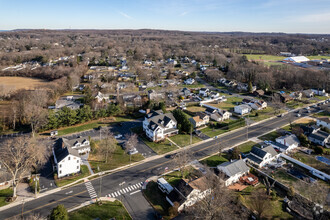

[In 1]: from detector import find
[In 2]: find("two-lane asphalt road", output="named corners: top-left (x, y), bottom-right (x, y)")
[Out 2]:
top-left (0, 104), bottom-right (326, 219)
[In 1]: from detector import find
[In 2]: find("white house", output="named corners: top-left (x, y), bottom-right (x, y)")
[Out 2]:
top-left (148, 89), bottom-right (165, 101)
top-left (249, 100), bottom-right (267, 110)
top-left (143, 110), bottom-right (178, 142)
top-left (61, 137), bottom-right (91, 154)
top-left (317, 117), bottom-right (330, 130)
top-left (217, 159), bottom-right (250, 186)
top-left (270, 134), bottom-right (300, 153)
top-left (199, 88), bottom-right (209, 97)
top-left (234, 104), bottom-right (252, 115)
top-left (246, 146), bottom-right (278, 168)
top-left (189, 112), bottom-right (209, 128)
top-left (311, 89), bottom-right (328, 97)
top-left (95, 91), bottom-right (110, 103)
top-left (166, 177), bottom-right (211, 212)
top-left (184, 78), bottom-right (195, 85)
top-left (308, 129), bottom-right (330, 147)
top-left (53, 143), bottom-right (81, 178)
top-left (55, 99), bottom-right (80, 110)
top-left (210, 109), bottom-right (231, 122)
top-left (283, 56), bottom-right (310, 63)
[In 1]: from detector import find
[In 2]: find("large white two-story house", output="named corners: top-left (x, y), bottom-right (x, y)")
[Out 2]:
top-left (217, 159), bottom-right (250, 186)
top-left (143, 110), bottom-right (178, 142)
top-left (61, 137), bottom-right (91, 154)
top-left (246, 146), bottom-right (278, 168)
top-left (53, 141), bottom-right (81, 178)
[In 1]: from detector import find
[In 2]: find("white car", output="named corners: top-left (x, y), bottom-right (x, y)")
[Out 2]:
top-left (306, 107), bottom-right (310, 110)
top-left (115, 134), bottom-right (123, 139)
top-left (296, 114), bottom-right (301, 117)
top-left (128, 148), bottom-right (138, 155)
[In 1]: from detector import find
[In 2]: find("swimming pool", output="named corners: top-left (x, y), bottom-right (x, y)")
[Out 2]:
top-left (316, 156), bottom-right (330, 166)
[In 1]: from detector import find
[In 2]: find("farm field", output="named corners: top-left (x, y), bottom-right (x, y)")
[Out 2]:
top-left (0, 76), bottom-right (50, 94)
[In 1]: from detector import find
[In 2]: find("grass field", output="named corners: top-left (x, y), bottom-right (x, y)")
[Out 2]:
top-left (307, 56), bottom-right (330, 60)
top-left (89, 143), bottom-right (144, 173)
top-left (0, 188), bottom-right (13, 207)
top-left (259, 131), bottom-right (281, 141)
top-left (272, 169), bottom-right (298, 186)
top-left (185, 106), bottom-right (207, 112)
top-left (245, 54), bottom-right (286, 61)
top-left (200, 126), bottom-right (228, 137)
top-left (313, 111), bottom-right (330, 118)
top-left (141, 137), bottom-right (178, 155)
top-left (286, 100), bottom-right (304, 109)
top-left (55, 165), bottom-right (90, 187)
top-left (0, 76), bottom-right (50, 94)
top-left (237, 141), bottom-right (259, 154)
top-left (201, 154), bottom-right (229, 167)
top-left (69, 201), bottom-right (131, 220)
top-left (168, 134), bottom-right (201, 147)
top-left (208, 96), bottom-right (243, 111)
top-left (292, 152), bottom-right (330, 174)
top-left (248, 107), bottom-right (283, 122)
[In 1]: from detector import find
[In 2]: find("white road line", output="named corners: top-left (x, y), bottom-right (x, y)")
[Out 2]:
top-left (132, 185), bottom-right (137, 190)
top-left (130, 190), bottom-right (141, 195)
top-left (119, 189), bottom-right (123, 193)
top-left (123, 188), bottom-right (127, 193)
top-left (128, 186), bottom-right (132, 191)
top-left (117, 191), bottom-right (121, 195)
top-left (111, 193), bottom-right (115, 197)
top-left (114, 192), bottom-right (118, 197)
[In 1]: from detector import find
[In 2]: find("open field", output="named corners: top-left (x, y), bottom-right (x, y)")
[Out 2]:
top-left (168, 134), bottom-right (202, 147)
top-left (245, 54), bottom-right (286, 61)
top-left (185, 106), bottom-right (207, 112)
top-left (208, 96), bottom-right (243, 111)
top-left (0, 188), bottom-right (13, 207)
top-left (0, 76), bottom-right (50, 93)
top-left (69, 201), bottom-right (131, 220)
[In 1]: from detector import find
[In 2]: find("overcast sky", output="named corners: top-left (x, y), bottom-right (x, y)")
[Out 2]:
top-left (0, 0), bottom-right (329, 34)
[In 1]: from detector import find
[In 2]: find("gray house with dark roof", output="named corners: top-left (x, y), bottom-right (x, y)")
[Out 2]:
top-left (308, 130), bottom-right (330, 147)
top-left (142, 110), bottom-right (178, 142)
top-left (246, 146), bottom-right (278, 168)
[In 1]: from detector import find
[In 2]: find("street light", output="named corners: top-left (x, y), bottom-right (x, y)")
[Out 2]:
top-left (33, 174), bottom-right (40, 198)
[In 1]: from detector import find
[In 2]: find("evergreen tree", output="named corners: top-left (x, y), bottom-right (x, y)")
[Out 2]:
top-left (50, 204), bottom-right (68, 220)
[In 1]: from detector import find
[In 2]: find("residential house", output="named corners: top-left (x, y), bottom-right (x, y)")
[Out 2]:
top-left (184, 78), bottom-right (195, 85)
top-left (270, 134), bottom-right (300, 153)
top-left (142, 110), bottom-right (178, 142)
top-left (95, 91), bottom-right (110, 103)
top-left (210, 109), bottom-right (231, 122)
top-left (317, 117), bottom-right (330, 130)
top-left (280, 93), bottom-right (293, 103)
top-left (199, 88), bottom-right (209, 97)
top-left (249, 100), bottom-right (267, 110)
top-left (308, 129), bottom-right (330, 147)
top-left (189, 112), bottom-right (209, 128)
top-left (143, 60), bottom-right (153, 66)
top-left (52, 141), bottom-right (81, 178)
top-left (148, 89), bottom-right (165, 101)
top-left (210, 92), bottom-right (220, 99)
top-left (166, 177), bottom-right (211, 212)
top-left (122, 94), bottom-right (142, 108)
top-left (290, 92), bottom-right (303, 100)
top-left (181, 88), bottom-right (192, 97)
top-left (60, 137), bottom-right (91, 154)
top-left (217, 159), bottom-right (250, 186)
top-left (234, 104), bottom-right (252, 115)
top-left (55, 99), bottom-right (80, 110)
top-left (253, 90), bottom-right (265, 97)
top-left (303, 89), bottom-right (314, 98)
top-left (246, 146), bottom-right (278, 168)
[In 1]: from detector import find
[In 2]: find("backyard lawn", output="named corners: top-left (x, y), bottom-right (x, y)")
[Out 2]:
top-left (141, 137), bottom-right (178, 155)
top-left (208, 96), bottom-right (243, 111)
top-left (69, 201), bottom-right (131, 220)
top-left (292, 152), bottom-right (330, 174)
top-left (0, 188), bottom-right (13, 207)
top-left (248, 107), bottom-right (286, 122)
top-left (286, 100), bottom-right (304, 109)
top-left (89, 144), bottom-right (144, 173)
top-left (55, 165), bottom-right (90, 187)
top-left (185, 106), bottom-right (207, 113)
top-left (169, 134), bottom-right (202, 147)
top-left (163, 167), bottom-right (201, 186)
top-left (201, 154), bottom-right (229, 167)
top-left (200, 126), bottom-right (228, 137)
top-left (272, 169), bottom-right (298, 186)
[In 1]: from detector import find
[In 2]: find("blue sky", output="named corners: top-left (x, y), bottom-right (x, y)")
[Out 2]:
top-left (0, 0), bottom-right (330, 33)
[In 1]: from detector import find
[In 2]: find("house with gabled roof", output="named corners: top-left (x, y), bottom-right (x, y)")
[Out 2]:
top-left (246, 146), bottom-right (278, 168)
top-left (217, 159), bottom-right (250, 186)
top-left (189, 112), bottom-right (209, 128)
top-left (234, 104), bottom-right (252, 115)
top-left (142, 110), bottom-right (178, 142)
top-left (308, 129), bottom-right (330, 147)
top-left (273, 134), bottom-right (300, 152)
top-left (317, 117), bottom-right (330, 130)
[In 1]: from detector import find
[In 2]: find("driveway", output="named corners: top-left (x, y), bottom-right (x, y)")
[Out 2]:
top-left (38, 159), bottom-right (57, 192)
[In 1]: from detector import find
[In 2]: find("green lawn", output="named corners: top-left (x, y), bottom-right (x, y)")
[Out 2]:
top-left (259, 131), bottom-right (281, 141)
top-left (307, 55), bottom-right (330, 60)
top-left (168, 134), bottom-right (202, 147)
top-left (292, 152), bottom-right (330, 174)
top-left (245, 54), bottom-right (286, 61)
top-left (315, 95), bottom-right (329, 101)
top-left (272, 169), bottom-right (298, 186)
top-left (286, 100), bottom-right (304, 109)
top-left (45, 117), bottom-right (132, 136)
top-left (163, 167), bottom-right (201, 186)
top-left (201, 154), bottom-right (229, 167)
top-left (313, 111), bottom-right (330, 118)
top-left (89, 145), bottom-right (144, 173)
top-left (141, 137), bottom-right (179, 155)
top-left (200, 126), bottom-right (228, 137)
top-left (248, 107), bottom-right (286, 122)
top-left (180, 82), bottom-right (205, 88)
top-left (237, 141), bottom-right (260, 154)
top-left (0, 188), bottom-right (13, 207)
top-left (209, 96), bottom-right (243, 111)
top-left (55, 165), bottom-right (90, 187)
top-left (143, 181), bottom-right (172, 219)
top-left (69, 201), bottom-right (131, 220)
top-left (185, 106), bottom-right (207, 113)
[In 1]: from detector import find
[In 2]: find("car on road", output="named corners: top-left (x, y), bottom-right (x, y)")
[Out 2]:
top-left (296, 114), bottom-right (301, 117)
top-left (278, 114), bottom-right (284, 117)
top-left (229, 92), bottom-right (233, 95)
top-left (115, 134), bottom-right (123, 139)
top-left (306, 106), bottom-right (310, 110)
top-left (128, 148), bottom-right (138, 155)
top-left (165, 153), bottom-right (176, 159)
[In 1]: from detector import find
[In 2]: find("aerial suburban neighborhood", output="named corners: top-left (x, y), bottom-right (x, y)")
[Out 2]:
top-left (0, 1), bottom-right (330, 220)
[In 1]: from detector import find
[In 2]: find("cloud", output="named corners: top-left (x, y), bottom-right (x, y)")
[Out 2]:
top-left (295, 12), bottom-right (330, 23)
top-left (119, 11), bottom-right (132, 19)
top-left (180, 11), bottom-right (188, 16)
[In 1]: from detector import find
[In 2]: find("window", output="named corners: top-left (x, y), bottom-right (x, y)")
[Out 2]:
top-left (77, 166), bottom-right (79, 170)
top-left (59, 170), bottom-right (62, 174)
top-left (77, 160), bottom-right (79, 163)
top-left (59, 164), bottom-right (62, 168)
top-left (68, 156), bottom-right (70, 160)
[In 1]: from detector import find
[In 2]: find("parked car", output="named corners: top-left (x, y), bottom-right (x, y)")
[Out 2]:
top-left (128, 148), bottom-right (138, 155)
top-left (296, 114), bottom-right (301, 117)
top-left (278, 114), bottom-right (284, 117)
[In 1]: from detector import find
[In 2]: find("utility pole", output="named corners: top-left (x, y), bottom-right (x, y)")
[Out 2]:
top-left (190, 127), bottom-right (192, 146)
top-left (21, 198), bottom-right (25, 219)
top-left (33, 174), bottom-right (40, 198)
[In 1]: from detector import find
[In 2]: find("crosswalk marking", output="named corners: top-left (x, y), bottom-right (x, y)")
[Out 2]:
top-left (111, 193), bottom-right (114, 197)
top-left (132, 185), bottom-right (137, 190)
top-left (84, 181), bottom-right (97, 199)
top-left (123, 188), bottom-right (127, 193)
top-left (106, 181), bottom-right (144, 198)
top-left (114, 192), bottom-right (118, 197)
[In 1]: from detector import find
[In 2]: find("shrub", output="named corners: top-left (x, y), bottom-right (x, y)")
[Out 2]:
top-left (50, 204), bottom-right (68, 220)
top-left (314, 145), bottom-right (324, 155)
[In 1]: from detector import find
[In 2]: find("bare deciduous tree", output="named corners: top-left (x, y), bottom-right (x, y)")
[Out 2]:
top-left (124, 133), bottom-right (138, 163)
top-left (249, 189), bottom-right (270, 219)
top-left (0, 137), bottom-right (48, 198)
top-left (172, 149), bottom-right (193, 177)
top-left (98, 130), bottom-right (116, 163)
